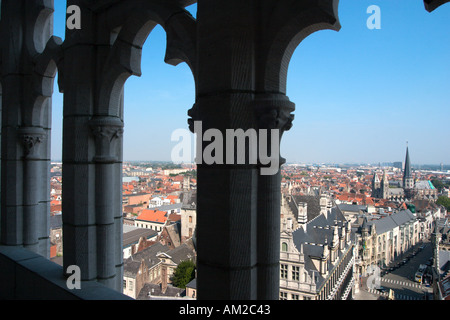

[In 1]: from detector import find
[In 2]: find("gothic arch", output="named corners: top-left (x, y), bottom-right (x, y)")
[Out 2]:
top-left (424, 0), bottom-right (450, 11)
top-left (24, 2), bottom-right (64, 128)
top-left (96, 2), bottom-right (197, 117)
top-left (259, 0), bottom-right (340, 94)
top-left (32, 36), bottom-right (64, 127)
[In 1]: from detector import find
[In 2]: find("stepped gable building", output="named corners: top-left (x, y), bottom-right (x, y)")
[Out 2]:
top-left (280, 206), bottom-right (354, 300)
top-left (0, 0), bottom-right (448, 300)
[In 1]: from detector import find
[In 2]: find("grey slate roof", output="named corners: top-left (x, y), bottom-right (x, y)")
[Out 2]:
top-left (123, 242), bottom-right (170, 277)
top-left (337, 204), bottom-right (367, 213)
top-left (123, 226), bottom-right (158, 247)
top-left (186, 278), bottom-right (196, 289)
top-left (50, 214), bottom-right (62, 229)
top-left (166, 238), bottom-right (196, 264)
top-left (123, 260), bottom-right (142, 278)
top-left (290, 194), bottom-right (322, 222)
top-left (155, 203), bottom-right (182, 212)
top-left (137, 283), bottom-right (184, 300)
top-left (439, 250), bottom-right (450, 275)
top-left (366, 210), bottom-right (416, 235)
top-left (292, 207), bottom-right (349, 289)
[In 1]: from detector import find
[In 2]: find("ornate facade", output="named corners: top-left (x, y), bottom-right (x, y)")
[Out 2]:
top-left (354, 210), bottom-right (419, 277)
top-left (280, 206), bottom-right (354, 300)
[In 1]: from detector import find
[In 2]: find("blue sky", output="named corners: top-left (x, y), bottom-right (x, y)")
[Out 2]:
top-left (52, 1), bottom-right (450, 165)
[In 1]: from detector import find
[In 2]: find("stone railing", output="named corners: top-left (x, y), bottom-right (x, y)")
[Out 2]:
top-left (0, 246), bottom-right (132, 300)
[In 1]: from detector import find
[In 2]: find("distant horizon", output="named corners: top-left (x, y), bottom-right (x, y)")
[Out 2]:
top-left (50, 159), bottom-right (450, 167)
top-left (50, 1), bottom-right (450, 165)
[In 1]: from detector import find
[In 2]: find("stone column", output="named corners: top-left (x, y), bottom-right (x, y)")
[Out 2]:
top-left (254, 94), bottom-right (294, 300)
top-left (193, 1), bottom-right (259, 300)
top-left (62, 0), bottom-right (124, 292)
top-left (18, 127), bottom-right (46, 253)
top-left (0, 0), bottom-right (54, 258)
top-left (193, 0), bottom-right (339, 300)
top-left (89, 116), bottom-right (124, 289)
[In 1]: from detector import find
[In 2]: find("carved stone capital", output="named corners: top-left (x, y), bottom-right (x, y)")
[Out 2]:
top-left (253, 94), bottom-right (295, 131)
top-left (253, 94), bottom-right (295, 167)
top-left (18, 127), bottom-right (46, 159)
top-left (187, 103), bottom-right (200, 134)
top-left (89, 117), bottom-right (124, 163)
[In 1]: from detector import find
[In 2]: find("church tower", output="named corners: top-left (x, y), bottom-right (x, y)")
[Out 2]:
top-left (403, 145), bottom-right (415, 199)
top-left (381, 171), bottom-right (389, 199)
top-left (371, 172), bottom-right (381, 198)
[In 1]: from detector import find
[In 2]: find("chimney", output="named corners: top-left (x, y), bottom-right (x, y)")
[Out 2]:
top-left (298, 202), bottom-right (308, 225)
top-left (161, 265), bottom-right (168, 294)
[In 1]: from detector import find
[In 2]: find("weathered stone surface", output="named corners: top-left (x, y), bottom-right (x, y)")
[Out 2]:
top-left (1, 0), bottom-right (445, 300)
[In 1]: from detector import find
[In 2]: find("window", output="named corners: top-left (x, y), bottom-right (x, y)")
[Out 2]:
top-left (280, 264), bottom-right (288, 279)
top-left (189, 216), bottom-right (192, 223)
top-left (282, 242), bottom-right (288, 252)
top-left (291, 294), bottom-right (299, 300)
top-left (280, 292), bottom-right (288, 300)
top-left (292, 266), bottom-right (300, 281)
top-left (123, 279), bottom-right (127, 289)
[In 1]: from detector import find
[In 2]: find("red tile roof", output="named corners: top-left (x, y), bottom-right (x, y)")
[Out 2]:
top-left (137, 209), bottom-right (167, 223)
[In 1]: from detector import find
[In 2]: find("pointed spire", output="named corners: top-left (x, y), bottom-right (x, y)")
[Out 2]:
top-left (382, 170), bottom-right (388, 183)
top-left (404, 144), bottom-right (412, 179)
top-left (403, 143), bottom-right (414, 191)
top-left (372, 172), bottom-right (380, 184)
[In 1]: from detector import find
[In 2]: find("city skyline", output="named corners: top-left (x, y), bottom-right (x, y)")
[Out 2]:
top-left (50, 1), bottom-right (450, 165)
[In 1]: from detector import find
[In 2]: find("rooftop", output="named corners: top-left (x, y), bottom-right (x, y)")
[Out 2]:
top-left (136, 209), bottom-right (168, 223)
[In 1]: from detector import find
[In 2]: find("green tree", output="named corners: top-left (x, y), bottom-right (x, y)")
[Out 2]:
top-left (436, 196), bottom-right (450, 211)
top-left (171, 260), bottom-right (196, 289)
top-left (431, 179), bottom-right (445, 193)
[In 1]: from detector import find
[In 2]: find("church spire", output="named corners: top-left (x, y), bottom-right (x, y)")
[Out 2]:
top-left (404, 143), bottom-right (412, 179)
top-left (403, 143), bottom-right (414, 190)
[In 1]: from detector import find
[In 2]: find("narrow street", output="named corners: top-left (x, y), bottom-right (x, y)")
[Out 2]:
top-left (354, 240), bottom-right (434, 300)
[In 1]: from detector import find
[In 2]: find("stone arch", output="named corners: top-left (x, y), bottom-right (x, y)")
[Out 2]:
top-left (31, 2), bottom-right (54, 54)
top-left (424, 0), bottom-right (450, 12)
top-left (32, 36), bottom-right (64, 127)
top-left (97, 2), bottom-right (197, 118)
top-left (23, 0), bottom-right (64, 128)
top-left (260, 0), bottom-right (340, 94)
